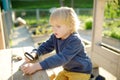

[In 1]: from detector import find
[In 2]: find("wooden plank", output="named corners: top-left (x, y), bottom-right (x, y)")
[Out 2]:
top-left (0, 8), bottom-right (5, 49)
top-left (11, 47), bottom-right (49, 80)
top-left (92, 51), bottom-right (117, 76)
top-left (0, 47), bottom-right (49, 80)
top-left (11, 47), bottom-right (30, 80)
top-left (0, 49), bottom-right (12, 80)
top-left (86, 45), bottom-right (92, 58)
top-left (99, 67), bottom-right (117, 80)
top-left (31, 70), bottom-right (49, 80)
top-left (92, 46), bottom-right (120, 77)
top-left (95, 46), bottom-right (120, 63)
top-left (91, 0), bottom-right (106, 68)
top-left (22, 46), bottom-right (34, 54)
top-left (117, 57), bottom-right (120, 80)
top-left (91, 0), bottom-right (106, 51)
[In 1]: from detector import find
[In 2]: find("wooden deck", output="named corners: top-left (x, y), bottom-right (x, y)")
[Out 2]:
top-left (0, 46), bottom-right (49, 80)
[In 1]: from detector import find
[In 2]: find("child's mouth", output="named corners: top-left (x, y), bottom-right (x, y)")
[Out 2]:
top-left (54, 33), bottom-right (58, 36)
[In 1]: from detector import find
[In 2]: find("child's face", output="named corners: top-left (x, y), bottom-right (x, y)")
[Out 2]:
top-left (52, 24), bottom-right (71, 40)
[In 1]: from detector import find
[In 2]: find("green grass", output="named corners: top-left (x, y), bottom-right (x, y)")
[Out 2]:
top-left (11, 0), bottom-right (93, 10)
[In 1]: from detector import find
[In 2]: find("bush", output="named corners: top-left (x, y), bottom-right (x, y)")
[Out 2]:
top-left (103, 20), bottom-right (120, 40)
top-left (111, 27), bottom-right (120, 39)
top-left (84, 18), bottom-right (93, 30)
top-left (103, 27), bottom-right (120, 40)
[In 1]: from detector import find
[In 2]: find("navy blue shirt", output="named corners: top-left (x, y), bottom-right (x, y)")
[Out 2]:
top-left (36, 32), bottom-right (92, 74)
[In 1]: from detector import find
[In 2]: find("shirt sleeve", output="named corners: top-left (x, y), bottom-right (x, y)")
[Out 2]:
top-left (36, 34), bottom-right (55, 56)
top-left (40, 38), bottom-right (83, 70)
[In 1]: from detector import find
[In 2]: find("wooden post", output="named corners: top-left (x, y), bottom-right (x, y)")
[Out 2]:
top-left (0, 7), bottom-right (5, 49)
top-left (91, 0), bottom-right (106, 78)
top-left (91, 0), bottom-right (106, 66)
top-left (92, 0), bottom-right (106, 52)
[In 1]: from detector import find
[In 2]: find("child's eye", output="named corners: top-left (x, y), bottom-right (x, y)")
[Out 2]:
top-left (52, 25), bottom-right (61, 28)
top-left (57, 25), bottom-right (61, 28)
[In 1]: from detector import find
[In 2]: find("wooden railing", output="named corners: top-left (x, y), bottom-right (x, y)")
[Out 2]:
top-left (91, 0), bottom-right (120, 80)
top-left (0, 7), bottom-right (5, 49)
top-left (0, 7), bottom-right (13, 49)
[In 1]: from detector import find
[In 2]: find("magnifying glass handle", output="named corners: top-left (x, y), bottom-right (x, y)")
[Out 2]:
top-left (24, 52), bottom-right (34, 61)
top-left (24, 51), bottom-right (38, 61)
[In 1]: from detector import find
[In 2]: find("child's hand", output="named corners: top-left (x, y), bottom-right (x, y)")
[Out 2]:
top-left (21, 63), bottom-right (42, 75)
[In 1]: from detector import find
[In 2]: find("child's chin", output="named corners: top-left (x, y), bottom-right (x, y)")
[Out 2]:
top-left (55, 35), bottom-right (60, 38)
top-left (56, 36), bottom-right (61, 39)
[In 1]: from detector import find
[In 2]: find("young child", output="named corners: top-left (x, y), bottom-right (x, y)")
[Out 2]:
top-left (21, 7), bottom-right (92, 80)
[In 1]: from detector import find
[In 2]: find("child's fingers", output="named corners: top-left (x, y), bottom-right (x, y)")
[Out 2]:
top-left (20, 64), bottom-right (29, 73)
top-left (20, 65), bottom-right (26, 71)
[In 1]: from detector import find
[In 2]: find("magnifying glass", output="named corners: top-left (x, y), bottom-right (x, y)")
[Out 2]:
top-left (24, 52), bottom-right (34, 61)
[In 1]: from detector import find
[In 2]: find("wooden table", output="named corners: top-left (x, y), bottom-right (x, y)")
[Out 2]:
top-left (0, 46), bottom-right (49, 80)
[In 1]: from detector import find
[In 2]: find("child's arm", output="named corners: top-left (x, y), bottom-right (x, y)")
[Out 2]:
top-left (36, 34), bottom-right (55, 55)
